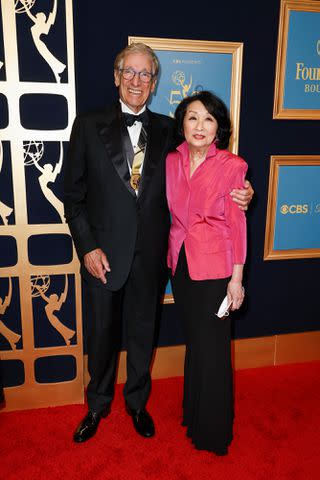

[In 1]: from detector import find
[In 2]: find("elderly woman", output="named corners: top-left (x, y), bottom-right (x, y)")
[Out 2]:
top-left (166, 91), bottom-right (247, 455)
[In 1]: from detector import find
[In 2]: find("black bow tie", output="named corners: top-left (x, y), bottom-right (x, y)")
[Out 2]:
top-left (123, 111), bottom-right (149, 127)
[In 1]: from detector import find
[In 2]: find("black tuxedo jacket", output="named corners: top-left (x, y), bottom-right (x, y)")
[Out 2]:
top-left (64, 103), bottom-right (176, 291)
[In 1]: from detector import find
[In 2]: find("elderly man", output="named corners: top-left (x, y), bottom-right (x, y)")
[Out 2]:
top-left (64, 42), bottom-right (253, 443)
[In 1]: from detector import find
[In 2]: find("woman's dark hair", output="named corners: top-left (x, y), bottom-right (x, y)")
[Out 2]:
top-left (174, 90), bottom-right (232, 149)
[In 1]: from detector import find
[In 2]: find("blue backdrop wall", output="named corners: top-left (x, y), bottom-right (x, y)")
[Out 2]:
top-left (71, 0), bottom-right (319, 347)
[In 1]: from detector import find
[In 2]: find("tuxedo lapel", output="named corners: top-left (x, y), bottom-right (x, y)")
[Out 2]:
top-left (138, 111), bottom-right (168, 201)
top-left (97, 105), bottom-right (136, 197)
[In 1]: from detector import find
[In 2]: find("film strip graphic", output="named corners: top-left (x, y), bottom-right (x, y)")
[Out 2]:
top-left (0, 0), bottom-right (83, 410)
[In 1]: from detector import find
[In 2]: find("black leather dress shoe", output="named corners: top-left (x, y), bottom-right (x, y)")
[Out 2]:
top-left (73, 409), bottom-right (108, 443)
top-left (214, 446), bottom-right (228, 456)
top-left (126, 406), bottom-right (155, 438)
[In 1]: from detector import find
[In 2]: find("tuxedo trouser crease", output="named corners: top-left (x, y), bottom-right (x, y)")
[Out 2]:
top-left (85, 248), bottom-right (160, 414)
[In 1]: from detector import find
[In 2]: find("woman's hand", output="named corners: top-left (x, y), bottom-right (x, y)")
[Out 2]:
top-left (227, 280), bottom-right (244, 311)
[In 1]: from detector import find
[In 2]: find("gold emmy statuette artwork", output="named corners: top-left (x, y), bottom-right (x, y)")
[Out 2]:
top-left (0, 0), bottom-right (84, 411)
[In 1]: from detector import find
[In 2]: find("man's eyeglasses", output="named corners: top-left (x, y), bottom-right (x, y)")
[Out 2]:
top-left (119, 68), bottom-right (154, 84)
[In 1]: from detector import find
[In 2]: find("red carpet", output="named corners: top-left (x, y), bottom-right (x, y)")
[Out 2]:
top-left (1, 361), bottom-right (320, 480)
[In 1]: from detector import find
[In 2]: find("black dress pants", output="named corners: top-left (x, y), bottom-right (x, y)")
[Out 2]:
top-left (171, 245), bottom-right (234, 453)
top-left (84, 248), bottom-right (163, 414)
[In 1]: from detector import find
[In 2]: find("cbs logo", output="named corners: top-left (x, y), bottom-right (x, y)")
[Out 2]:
top-left (280, 204), bottom-right (309, 214)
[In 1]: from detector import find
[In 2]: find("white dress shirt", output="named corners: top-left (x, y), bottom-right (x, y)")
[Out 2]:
top-left (120, 100), bottom-right (146, 177)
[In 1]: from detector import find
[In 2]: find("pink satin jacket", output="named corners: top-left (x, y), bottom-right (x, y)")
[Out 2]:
top-left (166, 141), bottom-right (247, 280)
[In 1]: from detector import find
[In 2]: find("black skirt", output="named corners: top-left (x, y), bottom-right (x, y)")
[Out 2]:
top-left (171, 245), bottom-right (234, 454)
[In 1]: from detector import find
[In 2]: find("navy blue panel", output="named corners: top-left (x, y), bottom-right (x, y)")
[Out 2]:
top-left (24, 141), bottom-right (66, 224)
top-left (0, 141), bottom-right (15, 225)
top-left (72, 0), bottom-right (320, 346)
top-left (16, 0), bottom-right (68, 83)
top-left (32, 274), bottom-right (76, 348)
top-left (0, 236), bottom-right (18, 267)
top-left (157, 303), bottom-right (185, 347)
top-left (35, 355), bottom-right (76, 383)
top-left (1, 0), bottom-right (319, 382)
top-left (0, 277), bottom-right (22, 351)
top-left (28, 234), bottom-right (72, 265)
top-left (0, 95), bottom-right (8, 128)
top-left (0, 360), bottom-right (25, 388)
top-left (20, 94), bottom-right (68, 130)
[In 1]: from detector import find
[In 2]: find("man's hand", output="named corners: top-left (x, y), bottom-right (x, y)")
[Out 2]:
top-left (230, 180), bottom-right (254, 211)
top-left (84, 248), bottom-right (111, 284)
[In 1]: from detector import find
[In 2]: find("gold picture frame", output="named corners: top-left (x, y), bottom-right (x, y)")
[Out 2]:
top-left (273, 0), bottom-right (320, 119)
top-left (128, 36), bottom-right (243, 154)
top-left (264, 155), bottom-right (320, 260)
top-left (128, 37), bottom-right (244, 303)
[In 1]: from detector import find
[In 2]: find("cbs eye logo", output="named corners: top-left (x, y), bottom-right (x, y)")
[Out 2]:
top-left (280, 204), bottom-right (309, 214)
